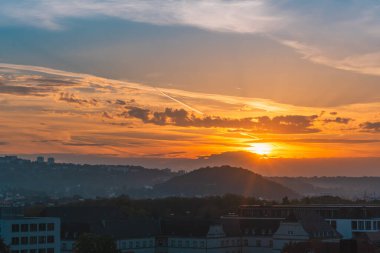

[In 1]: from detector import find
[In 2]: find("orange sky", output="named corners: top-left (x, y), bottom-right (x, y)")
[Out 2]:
top-left (0, 63), bottom-right (379, 161)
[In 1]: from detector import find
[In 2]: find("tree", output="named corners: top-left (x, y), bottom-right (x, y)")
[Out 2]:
top-left (75, 234), bottom-right (119, 253)
top-left (0, 238), bottom-right (10, 253)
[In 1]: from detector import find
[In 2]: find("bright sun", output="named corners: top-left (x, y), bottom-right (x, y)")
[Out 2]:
top-left (247, 143), bottom-right (273, 156)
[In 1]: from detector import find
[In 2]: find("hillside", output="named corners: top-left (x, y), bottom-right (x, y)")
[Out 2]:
top-left (270, 177), bottom-right (380, 199)
top-left (0, 158), bottom-right (178, 198)
top-left (154, 166), bottom-right (299, 200)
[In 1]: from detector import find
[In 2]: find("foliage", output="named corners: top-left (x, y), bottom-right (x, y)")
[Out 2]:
top-left (75, 234), bottom-right (119, 253)
top-left (0, 238), bottom-right (9, 253)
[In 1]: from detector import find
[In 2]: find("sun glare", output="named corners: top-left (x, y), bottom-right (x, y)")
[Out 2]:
top-left (247, 143), bottom-right (273, 156)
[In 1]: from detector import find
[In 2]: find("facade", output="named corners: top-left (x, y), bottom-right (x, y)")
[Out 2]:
top-left (238, 204), bottom-right (380, 239)
top-left (0, 208), bottom-right (60, 253)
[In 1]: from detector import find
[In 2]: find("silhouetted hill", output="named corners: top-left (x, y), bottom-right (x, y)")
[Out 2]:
top-left (154, 166), bottom-right (299, 200)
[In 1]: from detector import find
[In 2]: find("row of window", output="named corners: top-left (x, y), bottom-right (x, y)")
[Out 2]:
top-left (12, 223), bottom-right (55, 233)
top-left (170, 240), bottom-right (205, 248)
top-left (12, 236), bottom-right (55, 245)
top-left (351, 220), bottom-right (380, 231)
top-left (120, 240), bottom-right (154, 249)
top-left (11, 249), bottom-right (54, 253)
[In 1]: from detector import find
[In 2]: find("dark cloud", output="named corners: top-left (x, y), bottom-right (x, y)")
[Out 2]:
top-left (59, 92), bottom-right (97, 105)
top-left (0, 83), bottom-right (55, 96)
top-left (102, 112), bottom-right (113, 119)
top-left (323, 117), bottom-right (352, 124)
top-left (360, 121), bottom-right (380, 133)
top-left (125, 107), bottom-right (320, 134)
top-left (330, 111), bottom-right (338, 115)
top-left (246, 138), bottom-right (380, 144)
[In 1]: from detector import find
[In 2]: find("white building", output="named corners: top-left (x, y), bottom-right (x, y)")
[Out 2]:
top-left (0, 208), bottom-right (60, 253)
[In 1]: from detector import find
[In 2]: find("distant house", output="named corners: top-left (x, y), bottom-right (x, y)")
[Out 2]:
top-left (272, 213), bottom-right (341, 253)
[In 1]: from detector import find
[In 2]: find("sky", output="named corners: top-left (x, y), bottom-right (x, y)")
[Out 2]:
top-left (0, 0), bottom-right (379, 175)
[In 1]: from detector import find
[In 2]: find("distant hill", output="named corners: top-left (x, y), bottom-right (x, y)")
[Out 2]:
top-left (153, 166), bottom-right (299, 200)
top-left (0, 157), bottom-right (178, 198)
top-left (270, 177), bottom-right (380, 199)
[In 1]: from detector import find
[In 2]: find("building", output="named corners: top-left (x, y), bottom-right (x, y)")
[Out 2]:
top-left (238, 204), bottom-right (380, 239)
top-left (47, 158), bottom-right (55, 166)
top-left (0, 207), bottom-right (61, 253)
top-left (36, 157), bottom-right (45, 164)
top-left (272, 213), bottom-right (341, 253)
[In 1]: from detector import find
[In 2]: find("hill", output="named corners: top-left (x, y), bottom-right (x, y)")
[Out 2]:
top-left (154, 166), bottom-right (299, 200)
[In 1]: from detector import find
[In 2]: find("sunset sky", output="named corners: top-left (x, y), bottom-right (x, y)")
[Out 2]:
top-left (0, 1), bottom-right (379, 173)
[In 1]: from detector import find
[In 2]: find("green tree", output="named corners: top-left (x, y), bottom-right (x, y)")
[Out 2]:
top-left (75, 234), bottom-right (119, 253)
top-left (0, 238), bottom-right (10, 253)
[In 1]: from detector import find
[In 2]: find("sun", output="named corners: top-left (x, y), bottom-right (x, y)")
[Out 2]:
top-left (247, 143), bottom-right (273, 156)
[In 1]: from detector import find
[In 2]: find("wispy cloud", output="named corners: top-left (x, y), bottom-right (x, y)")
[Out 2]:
top-left (1, 0), bottom-right (377, 76)
top-left (0, 0), bottom-right (283, 32)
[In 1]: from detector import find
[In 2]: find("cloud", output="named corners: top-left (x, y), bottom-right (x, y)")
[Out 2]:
top-left (0, 0), bottom-right (282, 32)
top-left (58, 92), bottom-right (97, 106)
top-left (2, 1), bottom-right (380, 76)
top-left (0, 82), bottom-right (55, 96)
top-left (247, 138), bottom-right (380, 144)
top-left (281, 40), bottom-right (380, 76)
top-left (125, 107), bottom-right (320, 134)
top-left (323, 117), bottom-right (352, 124)
top-left (360, 122), bottom-right (380, 133)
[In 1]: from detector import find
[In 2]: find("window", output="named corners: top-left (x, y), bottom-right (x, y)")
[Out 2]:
top-left (122, 241), bottom-right (126, 249)
top-left (135, 241), bottom-right (140, 248)
top-left (47, 236), bottom-right (54, 243)
top-left (20, 250), bottom-right (27, 253)
top-left (11, 237), bottom-right (19, 245)
top-left (21, 224), bottom-right (28, 232)
top-left (244, 239), bottom-right (248, 246)
top-left (143, 240), bottom-right (146, 248)
top-left (331, 220), bottom-right (337, 229)
top-left (149, 240), bottom-right (153, 247)
top-left (366, 221), bottom-right (371, 230)
top-left (11, 251), bottom-right (19, 253)
top-left (30, 236), bottom-right (37, 244)
top-left (269, 240), bottom-right (273, 247)
top-left (21, 237), bottom-right (28, 244)
top-left (200, 241), bottom-right (205, 248)
top-left (30, 224), bottom-right (38, 232)
top-left (38, 249), bottom-right (46, 253)
top-left (359, 221), bottom-right (364, 230)
top-left (193, 241), bottom-right (198, 248)
top-left (171, 240), bottom-right (175, 247)
top-left (185, 241), bottom-right (189, 247)
top-left (256, 240), bottom-right (261, 247)
top-left (129, 241), bottom-right (133, 248)
top-left (178, 240), bottom-right (182, 247)
top-left (12, 224), bottom-right (20, 232)
top-left (47, 248), bottom-right (54, 253)
top-left (47, 223), bottom-right (54, 231)
top-left (39, 223), bottom-right (46, 231)
top-left (30, 250), bottom-right (37, 253)
top-left (39, 236), bottom-right (46, 244)
top-left (352, 221), bottom-right (357, 230)
top-left (288, 231), bottom-right (294, 235)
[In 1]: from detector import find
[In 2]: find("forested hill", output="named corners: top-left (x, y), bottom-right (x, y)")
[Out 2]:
top-left (153, 166), bottom-right (299, 200)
